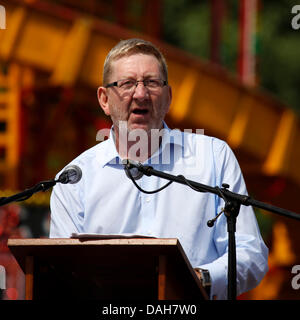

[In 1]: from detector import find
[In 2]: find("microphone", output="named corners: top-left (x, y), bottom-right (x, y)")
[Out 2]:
top-left (122, 159), bottom-right (144, 180)
top-left (58, 165), bottom-right (82, 184)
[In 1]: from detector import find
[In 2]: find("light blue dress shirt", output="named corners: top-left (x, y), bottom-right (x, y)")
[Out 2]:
top-left (49, 124), bottom-right (268, 299)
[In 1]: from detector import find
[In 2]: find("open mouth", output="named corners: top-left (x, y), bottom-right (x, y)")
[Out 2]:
top-left (132, 109), bottom-right (149, 115)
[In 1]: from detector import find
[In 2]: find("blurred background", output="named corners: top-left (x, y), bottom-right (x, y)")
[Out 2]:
top-left (0, 0), bottom-right (299, 300)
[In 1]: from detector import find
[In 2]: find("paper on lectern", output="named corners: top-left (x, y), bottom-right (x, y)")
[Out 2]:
top-left (71, 232), bottom-right (155, 239)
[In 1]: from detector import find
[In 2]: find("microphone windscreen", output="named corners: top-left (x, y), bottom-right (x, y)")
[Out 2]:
top-left (59, 165), bottom-right (82, 184)
top-left (122, 159), bottom-right (143, 180)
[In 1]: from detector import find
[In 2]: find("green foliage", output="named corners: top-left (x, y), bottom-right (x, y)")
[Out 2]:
top-left (163, 0), bottom-right (300, 114)
top-left (163, 0), bottom-right (210, 58)
top-left (258, 0), bottom-right (300, 113)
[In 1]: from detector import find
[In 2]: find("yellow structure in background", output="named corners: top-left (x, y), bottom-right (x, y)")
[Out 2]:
top-left (0, 64), bottom-right (20, 189)
top-left (1, 1), bottom-right (299, 189)
top-left (0, 0), bottom-right (299, 300)
top-left (1, 1), bottom-right (299, 188)
top-left (50, 17), bottom-right (93, 86)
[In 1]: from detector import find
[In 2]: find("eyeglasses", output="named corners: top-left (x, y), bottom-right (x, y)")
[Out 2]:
top-left (105, 78), bottom-right (167, 93)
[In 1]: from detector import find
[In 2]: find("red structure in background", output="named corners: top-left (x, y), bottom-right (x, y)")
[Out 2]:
top-left (238, 0), bottom-right (259, 85)
top-left (0, 205), bottom-right (25, 300)
top-left (29, 0), bottom-right (163, 40)
top-left (210, 0), bottom-right (225, 65)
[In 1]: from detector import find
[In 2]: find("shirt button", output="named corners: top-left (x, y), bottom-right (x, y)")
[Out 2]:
top-left (146, 198), bottom-right (150, 203)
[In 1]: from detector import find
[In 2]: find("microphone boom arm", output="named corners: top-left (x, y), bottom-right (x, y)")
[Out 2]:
top-left (0, 165), bottom-right (82, 207)
top-left (0, 179), bottom-right (57, 207)
top-left (126, 161), bottom-right (300, 221)
top-left (124, 160), bottom-right (300, 300)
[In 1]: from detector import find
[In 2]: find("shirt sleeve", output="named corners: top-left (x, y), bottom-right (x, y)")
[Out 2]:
top-left (49, 174), bottom-right (84, 238)
top-left (197, 139), bottom-right (269, 299)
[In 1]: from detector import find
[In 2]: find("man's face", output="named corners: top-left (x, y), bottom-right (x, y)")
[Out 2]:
top-left (98, 53), bottom-right (172, 134)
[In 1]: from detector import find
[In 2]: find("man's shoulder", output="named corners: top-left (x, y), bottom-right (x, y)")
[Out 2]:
top-left (73, 140), bottom-right (108, 162)
top-left (57, 140), bottom-right (110, 175)
top-left (179, 129), bottom-right (228, 151)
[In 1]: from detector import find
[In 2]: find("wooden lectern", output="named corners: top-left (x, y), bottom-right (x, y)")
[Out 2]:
top-left (8, 238), bottom-right (208, 300)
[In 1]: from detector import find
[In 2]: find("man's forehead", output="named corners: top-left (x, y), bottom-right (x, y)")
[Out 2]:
top-left (110, 53), bottom-right (161, 77)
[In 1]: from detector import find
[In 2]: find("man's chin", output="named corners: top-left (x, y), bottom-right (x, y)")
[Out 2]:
top-left (115, 120), bottom-right (163, 135)
top-left (128, 123), bottom-right (151, 133)
top-left (128, 121), bottom-right (163, 133)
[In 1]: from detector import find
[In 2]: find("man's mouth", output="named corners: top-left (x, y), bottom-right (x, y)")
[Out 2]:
top-left (131, 108), bottom-right (149, 115)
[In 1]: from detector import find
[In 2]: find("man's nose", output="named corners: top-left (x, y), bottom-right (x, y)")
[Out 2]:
top-left (132, 81), bottom-right (149, 100)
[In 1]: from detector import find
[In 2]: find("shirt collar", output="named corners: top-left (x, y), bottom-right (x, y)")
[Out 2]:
top-left (96, 121), bottom-right (184, 167)
top-left (149, 122), bottom-right (184, 163)
top-left (96, 127), bottom-right (120, 167)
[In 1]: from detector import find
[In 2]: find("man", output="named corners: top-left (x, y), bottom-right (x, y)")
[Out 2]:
top-left (50, 38), bottom-right (268, 299)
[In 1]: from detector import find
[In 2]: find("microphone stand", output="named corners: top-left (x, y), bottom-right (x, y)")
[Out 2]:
top-left (124, 161), bottom-right (300, 300)
top-left (0, 179), bottom-right (57, 207)
top-left (0, 165), bottom-right (81, 207)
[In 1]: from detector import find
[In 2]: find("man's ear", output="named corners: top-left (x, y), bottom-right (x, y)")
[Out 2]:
top-left (97, 86), bottom-right (111, 116)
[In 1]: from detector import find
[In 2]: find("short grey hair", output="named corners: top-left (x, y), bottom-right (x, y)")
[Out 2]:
top-left (102, 38), bottom-right (168, 86)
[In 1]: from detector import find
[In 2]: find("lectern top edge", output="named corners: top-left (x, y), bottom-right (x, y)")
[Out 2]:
top-left (7, 237), bottom-right (180, 247)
